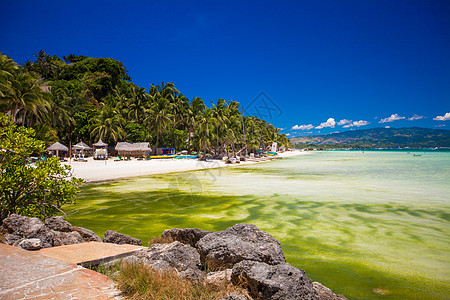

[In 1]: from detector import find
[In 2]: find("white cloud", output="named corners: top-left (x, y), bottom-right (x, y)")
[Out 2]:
top-left (315, 118), bottom-right (336, 129)
top-left (285, 133), bottom-right (291, 136)
top-left (433, 112), bottom-right (450, 121)
top-left (379, 114), bottom-right (405, 123)
top-left (435, 124), bottom-right (446, 127)
top-left (343, 120), bottom-right (369, 128)
top-left (291, 124), bottom-right (314, 130)
top-left (338, 119), bottom-right (352, 126)
top-left (385, 126), bottom-right (391, 128)
top-left (408, 114), bottom-right (423, 121)
top-left (352, 120), bottom-right (369, 127)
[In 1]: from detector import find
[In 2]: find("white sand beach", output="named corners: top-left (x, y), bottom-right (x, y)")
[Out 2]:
top-left (64, 151), bottom-right (308, 183)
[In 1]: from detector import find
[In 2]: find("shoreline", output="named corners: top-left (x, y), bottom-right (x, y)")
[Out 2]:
top-left (64, 151), bottom-right (309, 184)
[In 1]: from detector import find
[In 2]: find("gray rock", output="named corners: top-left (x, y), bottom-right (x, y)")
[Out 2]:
top-left (2, 233), bottom-right (21, 245)
top-left (72, 226), bottom-right (102, 242)
top-left (220, 292), bottom-right (250, 300)
top-left (313, 282), bottom-right (347, 300)
top-left (196, 223), bottom-right (285, 269)
top-left (30, 226), bottom-right (55, 248)
top-left (129, 241), bottom-right (204, 280)
top-left (52, 231), bottom-right (84, 246)
top-left (103, 230), bottom-right (142, 246)
top-left (44, 216), bottom-right (72, 232)
top-left (161, 228), bottom-right (213, 247)
top-left (2, 214), bottom-right (44, 238)
top-left (231, 260), bottom-right (318, 300)
top-left (18, 238), bottom-right (42, 250)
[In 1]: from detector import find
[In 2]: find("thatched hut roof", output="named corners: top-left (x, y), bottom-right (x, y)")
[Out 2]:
top-left (47, 142), bottom-right (68, 152)
top-left (115, 142), bottom-right (151, 152)
top-left (72, 141), bottom-right (92, 150)
top-left (93, 138), bottom-right (108, 147)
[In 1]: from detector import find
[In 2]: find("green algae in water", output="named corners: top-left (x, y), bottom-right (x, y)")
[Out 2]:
top-left (64, 151), bottom-right (450, 299)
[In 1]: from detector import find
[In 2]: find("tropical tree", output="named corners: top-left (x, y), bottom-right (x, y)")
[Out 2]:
top-left (146, 96), bottom-right (172, 153)
top-left (0, 113), bottom-right (83, 221)
top-left (90, 102), bottom-right (125, 143)
top-left (0, 52), bottom-right (19, 98)
top-left (197, 108), bottom-right (215, 159)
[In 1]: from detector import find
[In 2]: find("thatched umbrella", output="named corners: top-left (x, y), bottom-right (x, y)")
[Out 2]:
top-left (47, 142), bottom-right (69, 157)
top-left (72, 141), bottom-right (92, 157)
top-left (93, 138), bottom-right (108, 148)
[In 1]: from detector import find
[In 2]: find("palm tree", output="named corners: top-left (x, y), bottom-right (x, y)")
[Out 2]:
top-left (186, 97), bottom-right (205, 152)
top-left (0, 52), bottom-right (19, 98)
top-left (146, 96), bottom-right (172, 154)
top-left (90, 103), bottom-right (125, 143)
top-left (197, 108), bottom-right (215, 160)
top-left (212, 98), bottom-right (227, 156)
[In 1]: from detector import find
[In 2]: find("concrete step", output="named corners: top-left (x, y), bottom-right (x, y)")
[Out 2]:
top-left (36, 241), bottom-right (146, 267)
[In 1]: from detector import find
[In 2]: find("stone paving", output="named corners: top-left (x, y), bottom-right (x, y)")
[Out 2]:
top-left (0, 242), bottom-right (145, 299)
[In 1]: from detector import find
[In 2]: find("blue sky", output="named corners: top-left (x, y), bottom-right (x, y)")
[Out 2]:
top-left (2, 0), bottom-right (449, 136)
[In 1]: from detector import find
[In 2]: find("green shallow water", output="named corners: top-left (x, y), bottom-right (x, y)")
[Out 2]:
top-left (64, 151), bottom-right (450, 299)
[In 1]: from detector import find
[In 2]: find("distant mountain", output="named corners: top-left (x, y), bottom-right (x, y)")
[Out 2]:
top-left (290, 127), bottom-right (450, 148)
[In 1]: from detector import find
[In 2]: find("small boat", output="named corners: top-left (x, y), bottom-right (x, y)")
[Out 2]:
top-left (149, 154), bottom-right (177, 159)
top-left (267, 152), bottom-right (277, 157)
top-left (175, 155), bottom-right (199, 159)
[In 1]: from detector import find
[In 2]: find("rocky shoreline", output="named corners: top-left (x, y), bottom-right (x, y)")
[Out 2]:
top-left (1, 214), bottom-right (346, 300)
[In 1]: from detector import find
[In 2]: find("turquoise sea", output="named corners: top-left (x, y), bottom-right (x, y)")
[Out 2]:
top-left (65, 151), bottom-right (450, 299)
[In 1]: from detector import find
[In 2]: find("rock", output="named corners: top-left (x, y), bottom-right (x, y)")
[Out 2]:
top-left (103, 230), bottom-right (142, 246)
top-left (2, 214), bottom-right (44, 238)
top-left (220, 292), bottom-right (250, 300)
top-left (44, 216), bottom-right (72, 232)
top-left (18, 238), bottom-right (42, 250)
top-left (52, 231), bottom-right (84, 246)
top-left (72, 226), bottom-right (102, 242)
top-left (128, 241), bottom-right (204, 280)
top-left (231, 260), bottom-right (318, 300)
top-left (196, 223), bottom-right (285, 269)
top-left (30, 226), bottom-right (55, 248)
top-left (161, 228), bottom-right (213, 247)
top-left (2, 233), bottom-right (21, 245)
top-left (313, 282), bottom-right (347, 300)
top-left (206, 269), bottom-right (232, 284)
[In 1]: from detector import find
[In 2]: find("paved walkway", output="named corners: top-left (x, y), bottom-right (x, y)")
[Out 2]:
top-left (0, 242), bottom-right (146, 299)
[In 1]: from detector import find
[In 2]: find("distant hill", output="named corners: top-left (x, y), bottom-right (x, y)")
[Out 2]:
top-left (290, 127), bottom-right (450, 148)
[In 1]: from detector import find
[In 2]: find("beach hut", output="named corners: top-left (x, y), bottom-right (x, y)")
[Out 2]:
top-left (93, 138), bottom-right (108, 160)
top-left (72, 141), bottom-right (92, 158)
top-left (115, 142), bottom-right (152, 158)
top-left (47, 142), bottom-right (69, 158)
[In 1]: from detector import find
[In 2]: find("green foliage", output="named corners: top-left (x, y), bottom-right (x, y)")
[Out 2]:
top-left (0, 113), bottom-right (83, 220)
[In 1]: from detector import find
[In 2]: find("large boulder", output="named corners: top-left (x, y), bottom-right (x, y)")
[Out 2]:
top-left (72, 226), bottom-right (102, 242)
top-left (17, 238), bottom-right (42, 250)
top-left (231, 260), bottom-right (318, 300)
top-left (161, 228), bottom-right (213, 247)
top-left (196, 223), bottom-right (285, 269)
top-left (44, 216), bottom-right (72, 232)
top-left (103, 230), bottom-right (142, 246)
top-left (30, 226), bottom-right (55, 248)
top-left (2, 233), bottom-right (22, 245)
top-left (2, 214), bottom-right (44, 238)
top-left (313, 282), bottom-right (347, 300)
top-left (126, 241), bottom-right (204, 280)
top-left (52, 231), bottom-right (84, 246)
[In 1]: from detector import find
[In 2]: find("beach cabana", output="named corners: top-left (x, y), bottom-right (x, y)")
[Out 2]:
top-left (72, 141), bottom-right (92, 158)
top-left (47, 142), bottom-right (68, 158)
top-left (93, 138), bottom-right (108, 160)
top-left (115, 142), bottom-right (152, 158)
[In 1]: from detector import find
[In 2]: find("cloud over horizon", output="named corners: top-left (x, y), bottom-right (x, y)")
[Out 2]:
top-left (343, 120), bottom-right (370, 128)
top-left (315, 118), bottom-right (336, 129)
top-left (379, 114), bottom-right (405, 123)
top-left (292, 124), bottom-right (314, 130)
top-left (433, 112), bottom-right (450, 121)
top-left (408, 114), bottom-right (424, 121)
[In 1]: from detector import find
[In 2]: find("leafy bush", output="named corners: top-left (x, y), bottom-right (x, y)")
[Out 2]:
top-left (0, 113), bottom-right (83, 220)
